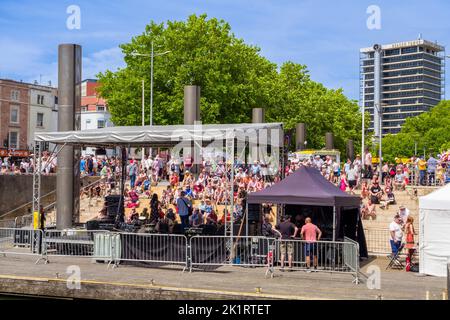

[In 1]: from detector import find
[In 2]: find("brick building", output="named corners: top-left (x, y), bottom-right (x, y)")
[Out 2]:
top-left (0, 79), bottom-right (30, 151)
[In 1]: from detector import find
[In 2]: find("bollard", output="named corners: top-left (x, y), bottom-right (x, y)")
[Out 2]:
top-left (255, 287), bottom-right (262, 294)
top-left (443, 290), bottom-right (448, 301)
top-left (425, 291), bottom-right (430, 300)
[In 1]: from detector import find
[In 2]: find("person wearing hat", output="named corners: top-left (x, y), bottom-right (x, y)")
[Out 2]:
top-left (394, 168), bottom-right (406, 191)
top-left (398, 205), bottom-right (410, 225)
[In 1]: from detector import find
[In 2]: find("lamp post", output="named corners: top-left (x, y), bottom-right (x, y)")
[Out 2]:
top-left (375, 102), bottom-right (388, 175)
top-left (131, 42), bottom-right (171, 157)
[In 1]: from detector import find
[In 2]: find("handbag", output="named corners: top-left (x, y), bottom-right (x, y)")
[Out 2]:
top-left (181, 197), bottom-right (193, 216)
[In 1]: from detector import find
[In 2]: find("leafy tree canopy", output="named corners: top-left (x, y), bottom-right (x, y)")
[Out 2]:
top-left (97, 14), bottom-right (365, 154)
top-left (381, 100), bottom-right (450, 162)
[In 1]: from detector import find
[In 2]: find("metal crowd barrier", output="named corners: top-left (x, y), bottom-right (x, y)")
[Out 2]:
top-left (43, 229), bottom-right (111, 262)
top-left (0, 228), bottom-right (46, 264)
top-left (1, 228), bottom-right (361, 282)
top-left (114, 232), bottom-right (188, 270)
top-left (273, 239), bottom-right (359, 277)
top-left (407, 166), bottom-right (449, 187)
top-left (189, 236), bottom-right (274, 272)
top-left (0, 220), bottom-right (15, 228)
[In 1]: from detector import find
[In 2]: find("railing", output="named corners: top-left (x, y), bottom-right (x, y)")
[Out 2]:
top-left (115, 233), bottom-right (188, 269)
top-left (189, 236), bottom-right (273, 271)
top-left (406, 165), bottom-right (450, 187)
top-left (0, 228), bottom-right (46, 264)
top-left (272, 239), bottom-right (359, 279)
top-left (0, 189), bottom-right (56, 220)
top-left (43, 229), bottom-right (111, 262)
top-left (1, 228), bottom-right (361, 282)
top-left (0, 220), bottom-right (15, 228)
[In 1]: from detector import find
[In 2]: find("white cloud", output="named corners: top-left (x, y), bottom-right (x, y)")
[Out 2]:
top-left (0, 41), bottom-right (124, 85)
top-left (83, 47), bottom-right (125, 79)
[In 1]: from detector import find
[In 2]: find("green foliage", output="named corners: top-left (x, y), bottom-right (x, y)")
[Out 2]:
top-left (97, 14), bottom-right (365, 155)
top-left (382, 100), bottom-right (450, 160)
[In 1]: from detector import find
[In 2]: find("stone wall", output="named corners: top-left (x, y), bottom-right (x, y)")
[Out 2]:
top-left (0, 175), bottom-right (56, 215)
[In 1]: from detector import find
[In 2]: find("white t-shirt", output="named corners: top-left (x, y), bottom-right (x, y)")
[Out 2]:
top-left (389, 221), bottom-right (403, 242)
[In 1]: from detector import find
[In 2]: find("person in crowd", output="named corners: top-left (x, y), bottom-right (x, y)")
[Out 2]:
top-left (398, 205), bottom-right (410, 225)
top-left (150, 193), bottom-right (162, 223)
top-left (369, 180), bottom-right (383, 204)
top-left (417, 156), bottom-right (427, 186)
top-left (379, 185), bottom-right (396, 210)
top-left (339, 172), bottom-right (348, 192)
top-left (262, 214), bottom-right (282, 238)
top-left (394, 168), bottom-right (406, 191)
top-left (427, 154), bottom-right (438, 186)
top-left (176, 191), bottom-right (192, 231)
top-left (347, 164), bottom-right (357, 194)
top-left (275, 215), bottom-right (298, 271)
top-left (361, 198), bottom-right (376, 220)
top-left (190, 208), bottom-right (204, 227)
top-left (128, 159), bottom-right (138, 188)
top-left (364, 149), bottom-right (373, 179)
top-left (389, 214), bottom-right (404, 256)
top-left (404, 216), bottom-right (416, 272)
top-left (301, 217), bottom-right (322, 272)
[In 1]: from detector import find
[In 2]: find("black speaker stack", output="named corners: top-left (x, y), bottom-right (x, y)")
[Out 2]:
top-left (247, 203), bottom-right (261, 222)
top-left (105, 195), bottom-right (124, 219)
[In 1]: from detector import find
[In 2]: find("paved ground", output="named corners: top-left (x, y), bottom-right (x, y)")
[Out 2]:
top-left (0, 254), bottom-right (447, 300)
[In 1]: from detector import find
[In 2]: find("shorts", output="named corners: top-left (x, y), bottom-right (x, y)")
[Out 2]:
top-left (304, 243), bottom-right (318, 257)
top-left (371, 195), bottom-right (380, 204)
top-left (348, 180), bottom-right (356, 188)
top-left (279, 241), bottom-right (294, 258)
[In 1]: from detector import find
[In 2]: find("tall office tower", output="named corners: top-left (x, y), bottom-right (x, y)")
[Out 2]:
top-left (360, 39), bottom-right (445, 137)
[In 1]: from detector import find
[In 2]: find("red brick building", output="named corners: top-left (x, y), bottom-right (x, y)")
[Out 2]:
top-left (0, 79), bottom-right (30, 151)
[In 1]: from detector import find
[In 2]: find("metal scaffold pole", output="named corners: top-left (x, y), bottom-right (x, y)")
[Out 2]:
top-left (32, 141), bottom-right (42, 219)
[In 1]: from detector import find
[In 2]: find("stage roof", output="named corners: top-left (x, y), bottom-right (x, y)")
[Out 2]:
top-left (34, 123), bottom-right (283, 147)
top-left (247, 165), bottom-right (360, 207)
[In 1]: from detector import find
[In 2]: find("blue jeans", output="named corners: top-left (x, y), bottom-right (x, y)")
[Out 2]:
top-left (419, 170), bottom-right (426, 186)
top-left (130, 174), bottom-right (136, 188)
top-left (180, 215), bottom-right (189, 232)
top-left (390, 240), bottom-right (401, 255)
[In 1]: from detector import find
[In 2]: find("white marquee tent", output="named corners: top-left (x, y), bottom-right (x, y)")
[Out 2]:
top-left (419, 183), bottom-right (450, 277)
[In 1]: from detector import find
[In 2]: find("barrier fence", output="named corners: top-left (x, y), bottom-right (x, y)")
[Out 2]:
top-left (272, 238), bottom-right (359, 282)
top-left (0, 228), bottom-right (361, 282)
top-left (43, 229), bottom-right (111, 262)
top-left (364, 228), bottom-right (420, 256)
top-left (114, 232), bottom-right (188, 269)
top-left (189, 236), bottom-right (272, 271)
top-left (0, 228), bottom-right (45, 264)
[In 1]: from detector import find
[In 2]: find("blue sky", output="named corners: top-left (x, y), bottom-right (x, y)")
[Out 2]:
top-left (0, 0), bottom-right (449, 101)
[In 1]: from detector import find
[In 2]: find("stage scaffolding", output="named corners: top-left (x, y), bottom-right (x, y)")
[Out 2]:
top-left (32, 123), bottom-right (284, 261)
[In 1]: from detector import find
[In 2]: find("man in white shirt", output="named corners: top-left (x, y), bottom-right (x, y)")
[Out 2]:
top-left (389, 214), bottom-right (403, 255)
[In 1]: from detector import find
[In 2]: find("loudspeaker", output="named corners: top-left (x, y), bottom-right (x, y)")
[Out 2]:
top-left (247, 204), bottom-right (261, 222)
top-left (105, 195), bottom-right (124, 217)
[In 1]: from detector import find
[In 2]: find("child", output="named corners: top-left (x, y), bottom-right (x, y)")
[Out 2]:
top-left (339, 173), bottom-right (348, 192)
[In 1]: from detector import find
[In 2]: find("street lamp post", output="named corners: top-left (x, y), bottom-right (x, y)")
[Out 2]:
top-left (131, 42), bottom-right (171, 157)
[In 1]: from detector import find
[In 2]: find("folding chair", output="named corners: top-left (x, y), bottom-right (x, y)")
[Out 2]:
top-left (386, 243), bottom-right (405, 270)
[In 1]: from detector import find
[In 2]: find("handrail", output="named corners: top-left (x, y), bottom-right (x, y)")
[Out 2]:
top-left (0, 189), bottom-right (56, 219)
top-left (0, 176), bottom-right (105, 219)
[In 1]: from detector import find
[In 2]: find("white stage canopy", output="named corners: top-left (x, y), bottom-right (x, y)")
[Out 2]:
top-left (419, 183), bottom-right (450, 277)
top-left (34, 123), bottom-right (283, 147)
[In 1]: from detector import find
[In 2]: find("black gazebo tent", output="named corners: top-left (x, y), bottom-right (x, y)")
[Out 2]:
top-left (247, 166), bottom-right (368, 258)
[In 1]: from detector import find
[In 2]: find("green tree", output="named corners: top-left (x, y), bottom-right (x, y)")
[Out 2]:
top-left (382, 100), bottom-right (450, 160)
top-left (97, 14), bottom-right (277, 126)
top-left (97, 14), bottom-right (365, 155)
